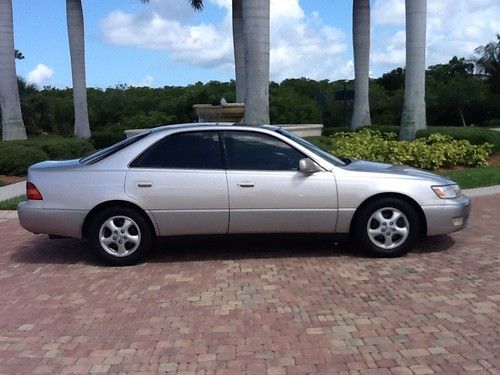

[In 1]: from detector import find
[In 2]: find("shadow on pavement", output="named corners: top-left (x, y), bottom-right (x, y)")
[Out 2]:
top-left (10, 233), bottom-right (454, 266)
top-left (413, 234), bottom-right (456, 254)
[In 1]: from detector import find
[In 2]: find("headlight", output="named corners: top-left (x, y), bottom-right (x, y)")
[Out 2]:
top-left (431, 184), bottom-right (461, 199)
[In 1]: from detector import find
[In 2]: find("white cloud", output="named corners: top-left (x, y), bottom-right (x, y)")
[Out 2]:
top-left (101, 0), bottom-right (499, 81)
top-left (27, 64), bottom-right (54, 86)
top-left (101, 0), bottom-right (348, 81)
top-left (372, 0), bottom-right (500, 72)
top-left (133, 75), bottom-right (155, 87)
top-left (372, 0), bottom-right (405, 26)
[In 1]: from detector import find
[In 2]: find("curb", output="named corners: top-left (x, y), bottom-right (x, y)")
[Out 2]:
top-left (463, 185), bottom-right (500, 197)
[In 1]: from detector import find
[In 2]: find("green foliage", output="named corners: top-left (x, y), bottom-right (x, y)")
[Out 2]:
top-left (319, 129), bottom-right (492, 171)
top-left (91, 130), bottom-right (127, 150)
top-left (440, 165), bottom-right (500, 189)
top-left (483, 118), bottom-right (500, 128)
top-left (0, 143), bottom-right (49, 176)
top-left (0, 137), bottom-right (95, 176)
top-left (0, 195), bottom-right (26, 210)
top-left (472, 34), bottom-right (500, 94)
top-left (31, 137), bottom-right (94, 159)
top-left (416, 126), bottom-right (500, 154)
top-left (13, 54), bottom-right (500, 137)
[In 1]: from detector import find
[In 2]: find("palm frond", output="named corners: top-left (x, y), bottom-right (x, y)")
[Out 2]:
top-left (190, 0), bottom-right (204, 11)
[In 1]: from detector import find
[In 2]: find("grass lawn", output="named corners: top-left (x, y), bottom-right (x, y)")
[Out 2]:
top-left (0, 195), bottom-right (26, 210)
top-left (439, 165), bottom-right (500, 189)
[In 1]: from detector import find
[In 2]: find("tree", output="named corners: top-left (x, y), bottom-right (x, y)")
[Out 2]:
top-left (400, 0), bottom-right (427, 140)
top-left (232, 0), bottom-right (245, 103)
top-left (351, 0), bottom-right (371, 129)
top-left (377, 67), bottom-right (405, 92)
top-left (66, 0), bottom-right (91, 138)
top-left (242, 0), bottom-right (270, 125)
top-left (14, 49), bottom-right (24, 60)
top-left (473, 34), bottom-right (500, 93)
top-left (0, 0), bottom-right (27, 140)
top-left (427, 57), bottom-right (483, 126)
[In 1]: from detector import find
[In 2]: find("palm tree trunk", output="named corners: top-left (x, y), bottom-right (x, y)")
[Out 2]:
top-left (351, 0), bottom-right (371, 130)
top-left (400, 0), bottom-right (427, 140)
top-left (66, 0), bottom-right (91, 139)
top-left (232, 0), bottom-right (246, 103)
top-left (242, 0), bottom-right (270, 125)
top-left (0, 0), bottom-right (27, 140)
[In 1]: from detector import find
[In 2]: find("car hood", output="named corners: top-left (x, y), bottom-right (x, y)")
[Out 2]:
top-left (343, 159), bottom-right (452, 184)
top-left (29, 159), bottom-right (82, 170)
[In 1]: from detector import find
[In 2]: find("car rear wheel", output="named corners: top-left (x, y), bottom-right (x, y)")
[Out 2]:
top-left (353, 198), bottom-right (420, 257)
top-left (89, 207), bottom-right (153, 266)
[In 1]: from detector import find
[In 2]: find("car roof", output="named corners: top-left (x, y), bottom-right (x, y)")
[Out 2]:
top-left (150, 122), bottom-right (279, 134)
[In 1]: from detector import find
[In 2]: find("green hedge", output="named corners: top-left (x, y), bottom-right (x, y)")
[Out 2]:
top-left (312, 129), bottom-right (493, 171)
top-left (0, 137), bottom-right (95, 176)
top-left (91, 130), bottom-right (127, 149)
top-left (323, 125), bottom-right (500, 154)
top-left (322, 125), bottom-right (401, 137)
top-left (416, 126), bottom-right (500, 154)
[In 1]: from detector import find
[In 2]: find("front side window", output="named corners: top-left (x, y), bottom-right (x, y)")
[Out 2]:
top-left (223, 131), bottom-right (304, 171)
top-left (130, 131), bottom-right (222, 169)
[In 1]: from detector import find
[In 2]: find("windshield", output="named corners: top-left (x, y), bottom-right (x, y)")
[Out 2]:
top-left (276, 128), bottom-right (346, 167)
top-left (80, 131), bottom-right (150, 165)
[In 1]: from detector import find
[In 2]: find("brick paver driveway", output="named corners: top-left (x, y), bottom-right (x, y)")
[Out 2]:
top-left (0, 195), bottom-right (499, 375)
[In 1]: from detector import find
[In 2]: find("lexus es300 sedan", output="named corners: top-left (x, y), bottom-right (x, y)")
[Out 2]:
top-left (18, 123), bottom-right (470, 265)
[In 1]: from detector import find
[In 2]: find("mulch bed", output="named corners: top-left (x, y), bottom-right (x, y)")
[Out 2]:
top-left (0, 175), bottom-right (25, 185)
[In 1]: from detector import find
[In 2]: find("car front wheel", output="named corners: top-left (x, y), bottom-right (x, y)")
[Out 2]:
top-left (353, 198), bottom-right (420, 257)
top-left (89, 207), bottom-right (154, 266)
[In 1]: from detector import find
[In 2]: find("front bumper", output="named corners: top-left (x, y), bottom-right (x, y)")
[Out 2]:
top-left (422, 194), bottom-right (471, 236)
top-left (17, 201), bottom-right (87, 239)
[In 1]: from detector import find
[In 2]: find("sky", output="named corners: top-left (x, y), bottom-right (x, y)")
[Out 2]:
top-left (12, 0), bottom-right (500, 89)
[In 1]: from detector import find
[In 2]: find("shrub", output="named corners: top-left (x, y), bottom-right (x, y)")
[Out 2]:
top-left (326, 129), bottom-right (492, 170)
top-left (0, 142), bottom-right (49, 176)
top-left (322, 127), bottom-right (349, 137)
top-left (416, 126), bottom-right (500, 154)
top-left (91, 130), bottom-right (126, 149)
top-left (30, 137), bottom-right (95, 159)
top-left (0, 137), bottom-right (95, 176)
top-left (483, 118), bottom-right (500, 128)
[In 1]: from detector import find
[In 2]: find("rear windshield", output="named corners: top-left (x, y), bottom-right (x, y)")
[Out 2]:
top-left (80, 131), bottom-right (150, 165)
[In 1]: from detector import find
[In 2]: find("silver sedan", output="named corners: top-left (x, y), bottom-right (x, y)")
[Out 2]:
top-left (18, 123), bottom-right (470, 265)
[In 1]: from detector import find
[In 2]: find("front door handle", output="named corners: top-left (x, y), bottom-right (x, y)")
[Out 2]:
top-left (137, 181), bottom-right (152, 188)
top-left (237, 182), bottom-right (255, 188)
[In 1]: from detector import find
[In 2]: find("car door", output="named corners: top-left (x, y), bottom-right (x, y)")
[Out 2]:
top-left (223, 130), bottom-right (338, 234)
top-left (125, 130), bottom-right (229, 236)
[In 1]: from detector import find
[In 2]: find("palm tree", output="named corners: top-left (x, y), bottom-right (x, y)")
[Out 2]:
top-left (14, 49), bottom-right (24, 60)
top-left (242, 0), bottom-right (270, 125)
top-left (232, 0), bottom-right (245, 103)
top-left (400, 0), bottom-right (427, 141)
top-left (473, 34), bottom-right (500, 93)
top-left (0, 0), bottom-right (27, 140)
top-left (66, 0), bottom-right (91, 139)
top-left (351, 0), bottom-right (371, 129)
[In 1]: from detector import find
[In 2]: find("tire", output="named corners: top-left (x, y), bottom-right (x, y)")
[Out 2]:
top-left (353, 197), bottom-right (420, 257)
top-left (88, 206), bottom-right (154, 266)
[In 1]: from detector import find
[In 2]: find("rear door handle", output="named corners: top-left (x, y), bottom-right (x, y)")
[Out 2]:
top-left (137, 181), bottom-right (152, 188)
top-left (237, 182), bottom-right (255, 188)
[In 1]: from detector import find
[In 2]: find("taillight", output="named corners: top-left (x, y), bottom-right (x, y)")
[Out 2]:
top-left (26, 182), bottom-right (43, 200)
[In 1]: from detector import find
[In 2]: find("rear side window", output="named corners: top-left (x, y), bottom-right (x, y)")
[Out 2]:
top-left (223, 131), bottom-right (304, 171)
top-left (80, 131), bottom-right (150, 165)
top-left (130, 131), bottom-right (223, 169)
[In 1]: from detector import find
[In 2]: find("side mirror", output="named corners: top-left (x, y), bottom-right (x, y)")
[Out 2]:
top-left (299, 158), bottom-right (321, 174)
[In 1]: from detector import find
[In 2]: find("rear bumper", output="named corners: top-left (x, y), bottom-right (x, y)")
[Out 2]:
top-left (422, 194), bottom-right (471, 236)
top-left (17, 201), bottom-right (87, 239)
